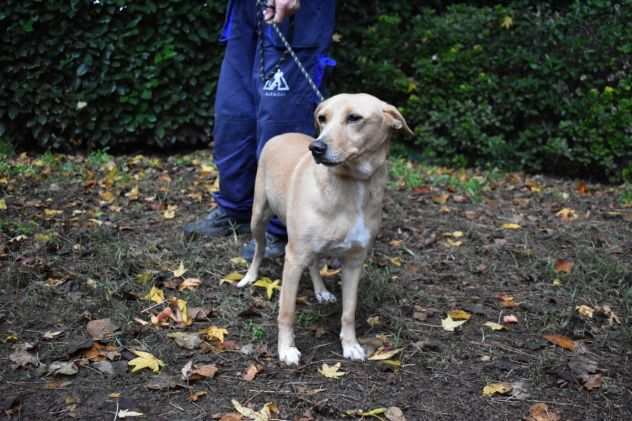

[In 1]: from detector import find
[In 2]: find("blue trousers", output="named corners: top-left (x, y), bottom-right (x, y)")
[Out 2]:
top-left (212, 0), bottom-right (336, 237)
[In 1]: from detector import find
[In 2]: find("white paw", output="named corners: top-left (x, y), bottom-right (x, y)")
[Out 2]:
top-left (315, 290), bottom-right (337, 304)
top-left (342, 342), bottom-right (366, 361)
top-left (278, 346), bottom-right (301, 366)
top-left (236, 273), bottom-right (256, 288)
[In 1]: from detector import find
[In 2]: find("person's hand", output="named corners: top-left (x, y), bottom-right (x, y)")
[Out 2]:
top-left (263, 0), bottom-right (300, 24)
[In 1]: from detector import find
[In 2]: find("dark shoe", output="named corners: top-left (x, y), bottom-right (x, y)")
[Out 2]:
top-left (242, 232), bottom-right (287, 261)
top-left (183, 207), bottom-right (250, 238)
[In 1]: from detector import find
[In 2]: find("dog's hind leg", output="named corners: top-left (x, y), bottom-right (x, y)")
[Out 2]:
top-left (308, 262), bottom-right (337, 303)
top-left (339, 255), bottom-right (367, 361)
top-left (237, 178), bottom-right (273, 288)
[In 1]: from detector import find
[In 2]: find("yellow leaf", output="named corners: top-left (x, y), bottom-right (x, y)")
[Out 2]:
top-left (388, 256), bottom-right (401, 267)
top-left (360, 408), bottom-right (387, 417)
top-left (220, 271), bottom-right (243, 285)
top-left (381, 359), bottom-right (401, 369)
top-left (444, 231), bottom-right (464, 238)
top-left (500, 16), bottom-right (513, 29)
top-left (483, 321), bottom-right (505, 331)
top-left (172, 261), bottom-right (187, 277)
top-left (319, 264), bottom-right (341, 278)
top-left (174, 298), bottom-right (191, 326)
top-left (144, 286), bottom-right (164, 304)
top-left (318, 362), bottom-right (346, 379)
top-left (204, 326), bottom-right (228, 343)
top-left (125, 186), bottom-right (140, 201)
top-left (445, 238), bottom-right (463, 247)
top-left (230, 256), bottom-right (248, 267)
top-left (576, 304), bottom-right (594, 319)
top-left (368, 346), bottom-right (403, 361)
top-left (44, 209), bottom-right (63, 218)
top-left (200, 163), bottom-right (217, 176)
top-left (99, 190), bottom-right (115, 204)
top-left (179, 277), bottom-right (202, 291)
top-left (556, 207), bottom-right (577, 221)
top-left (447, 309), bottom-right (471, 321)
top-left (366, 316), bottom-right (381, 327)
top-left (441, 315), bottom-right (468, 331)
top-left (128, 350), bottom-right (165, 373)
top-left (163, 205), bottom-right (177, 219)
top-left (0, 198), bottom-right (6, 210)
top-left (231, 400), bottom-right (277, 421)
top-left (210, 178), bottom-right (220, 193)
top-left (501, 223), bottom-right (521, 230)
top-left (482, 382), bottom-right (513, 397)
top-left (253, 277), bottom-right (281, 300)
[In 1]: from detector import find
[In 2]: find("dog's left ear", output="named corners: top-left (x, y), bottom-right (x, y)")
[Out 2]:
top-left (383, 103), bottom-right (414, 136)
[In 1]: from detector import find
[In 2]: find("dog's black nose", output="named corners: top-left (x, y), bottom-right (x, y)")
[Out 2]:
top-left (309, 140), bottom-right (327, 157)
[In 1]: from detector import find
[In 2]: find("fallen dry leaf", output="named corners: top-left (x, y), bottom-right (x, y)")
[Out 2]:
top-left (483, 321), bottom-right (505, 331)
top-left (232, 400), bottom-right (277, 421)
top-left (243, 364), bottom-right (261, 382)
top-left (204, 326), bottom-right (228, 343)
top-left (318, 362), bottom-right (346, 379)
top-left (9, 343), bottom-right (39, 368)
top-left (144, 286), bottom-right (165, 304)
top-left (128, 350), bottom-right (165, 373)
top-left (496, 293), bottom-right (520, 308)
top-left (47, 361), bottom-right (79, 376)
top-left (556, 207), bottom-right (578, 221)
top-left (86, 318), bottom-right (118, 341)
top-left (0, 198), bottom-right (7, 210)
top-left (502, 314), bottom-right (518, 324)
top-left (576, 304), bottom-right (594, 318)
top-left (447, 309), bottom-right (471, 321)
top-left (191, 364), bottom-right (218, 381)
top-left (230, 256), bottom-right (249, 267)
top-left (368, 347), bottom-right (403, 361)
top-left (150, 307), bottom-right (172, 326)
top-left (441, 315), bottom-right (468, 331)
top-left (163, 204), bottom-right (177, 219)
top-left (544, 334), bottom-right (577, 351)
top-left (385, 406), bottom-right (407, 421)
top-left (221, 271), bottom-right (244, 285)
top-left (178, 277), bottom-right (202, 291)
top-left (42, 330), bottom-right (64, 340)
top-left (167, 332), bottom-right (202, 350)
top-left (188, 390), bottom-right (207, 401)
top-left (432, 193), bottom-right (449, 204)
top-left (482, 382), bottom-right (513, 397)
top-left (554, 258), bottom-right (574, 273)
top-left (117, 409), bottom-right (144, 418)
top-left (172, 261), bottom-right (187, 277)
top-left (501, 223), bottom-right (521, 230)
top-left (253, 277), bottom-right (281, 300)
top-left (525, 403), bottom-right (560, 421)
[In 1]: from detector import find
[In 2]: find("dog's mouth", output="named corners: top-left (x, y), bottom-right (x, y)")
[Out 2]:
top-left (312, 154), bottom-right (343, 167)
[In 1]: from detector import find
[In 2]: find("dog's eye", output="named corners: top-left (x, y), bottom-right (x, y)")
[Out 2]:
top-left (346, 113), bottom-right (363, 123)
top-left (317, 114), bottom-right (327, 124)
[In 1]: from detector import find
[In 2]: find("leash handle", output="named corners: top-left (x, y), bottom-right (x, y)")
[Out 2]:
top-left (257, 0), bottom-right (326, 103)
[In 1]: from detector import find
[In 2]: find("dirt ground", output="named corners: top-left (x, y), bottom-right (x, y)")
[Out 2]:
top-left (1, 149), bottom-right (631, 421)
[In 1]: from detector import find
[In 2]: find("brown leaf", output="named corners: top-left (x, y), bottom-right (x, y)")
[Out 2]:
top-left (544, 334), bottom-right (577, 351)
top-left (554, 258), bottom-right (574, 273)
top-left (242, 363), bottom-right (261, 382)
top-left (385, 406), bottom-right (407, 421)
top-left (576, 181), bottom-right (589, 195)
top-left (188, 390), bottom-right (207, 401)
top-left (525, 403), bottom-right (560, 421)
top-left (83, 342), bottom-right (120, 362)
top-left (580, 373), bottom-right (603, 391)
top-left (219, 413), bottom-right (243, 421)
top-left (432, 193), bottom-right (449, 204)
top-left (86, 318), bottom-right (118, 341)
top-left (190, 364), bottom-right (218, 381)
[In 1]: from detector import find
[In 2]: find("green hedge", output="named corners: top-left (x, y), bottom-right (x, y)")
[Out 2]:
top-left (2, 1), bottom-right (631, 180)
top-left (333, 0), bottom-right (632, 181)
top-left (1, 0), bottom-right (224, 149)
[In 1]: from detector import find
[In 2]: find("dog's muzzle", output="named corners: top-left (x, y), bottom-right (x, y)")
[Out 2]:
top-left (309, 140), bottom-right (339, 166)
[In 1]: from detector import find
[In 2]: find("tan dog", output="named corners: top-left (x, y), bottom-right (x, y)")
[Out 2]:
top-left (237, 93), bottom-right (413, 365)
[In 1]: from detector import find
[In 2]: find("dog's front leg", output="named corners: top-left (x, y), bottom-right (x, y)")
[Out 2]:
top-left (340, 255), bottom-right (367, 361)
top-left (277, 247), bottom-right (308, 366)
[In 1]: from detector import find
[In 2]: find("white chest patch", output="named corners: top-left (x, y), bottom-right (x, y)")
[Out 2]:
top-left (344, 214), bottom-right (370, 248)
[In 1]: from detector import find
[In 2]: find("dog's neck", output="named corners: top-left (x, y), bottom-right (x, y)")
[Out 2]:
top-left (331, 141), bottom-right (390, 181)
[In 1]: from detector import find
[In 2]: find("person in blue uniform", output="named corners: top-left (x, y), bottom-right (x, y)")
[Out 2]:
top-left (184, 0), bottom-right (336, 259)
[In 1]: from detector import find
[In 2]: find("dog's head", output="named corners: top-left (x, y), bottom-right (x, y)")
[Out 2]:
top-left (310, 93), bottom-right (413, 178)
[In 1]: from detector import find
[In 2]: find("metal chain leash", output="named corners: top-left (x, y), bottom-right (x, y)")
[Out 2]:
top-left (255, 0), bottom-right (325, 103)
